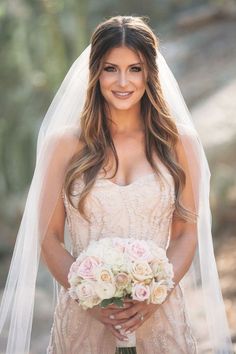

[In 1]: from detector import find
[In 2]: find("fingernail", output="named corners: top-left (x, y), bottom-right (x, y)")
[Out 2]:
top-left (125, 330), bottom-right (131, 335)
top-left (115, 325), bottom-right (122, 329)
top-left (109, 315), bottom-right (115, 319)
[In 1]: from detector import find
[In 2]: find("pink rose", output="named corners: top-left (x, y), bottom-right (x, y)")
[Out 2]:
top-left (126, 240), bottom-right (153, 262)
top-left (77, 256), bottom-right (102, 280)
top-left (132, 283), bottom-right (150, 301)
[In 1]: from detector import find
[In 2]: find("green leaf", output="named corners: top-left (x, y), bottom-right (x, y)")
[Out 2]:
top-left (100, 298), bottom-right (114, 308)
top-left (113, 297), bottom-right (124, 308)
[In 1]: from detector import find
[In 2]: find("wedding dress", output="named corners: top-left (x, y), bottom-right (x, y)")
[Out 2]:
top-left (47, 158), bottom-right (197, 354)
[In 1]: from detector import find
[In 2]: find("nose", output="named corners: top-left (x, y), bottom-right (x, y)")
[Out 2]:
top-left (118, 71), bottom-right (129, 86)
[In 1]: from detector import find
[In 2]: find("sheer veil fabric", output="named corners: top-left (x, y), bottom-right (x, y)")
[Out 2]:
top-left (0, 43), bottom-right (234, 353)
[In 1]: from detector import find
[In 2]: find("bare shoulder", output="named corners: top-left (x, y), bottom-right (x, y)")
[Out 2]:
top-left (46, 125), bottom-right (84, 158)
top-left (37, 126), bottom-right (85, 176)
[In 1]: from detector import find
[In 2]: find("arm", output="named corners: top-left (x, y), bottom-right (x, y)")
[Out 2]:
top-left (40, 129), bottom-right (81, 289)
top-left (41, 193), bottom-right (75, 290)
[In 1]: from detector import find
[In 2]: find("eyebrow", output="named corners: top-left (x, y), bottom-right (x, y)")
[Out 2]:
top-left (104, 62), bottom-right (143, 66)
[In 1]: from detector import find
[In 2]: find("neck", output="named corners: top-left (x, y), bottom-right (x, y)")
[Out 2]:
top-left (106, 105), bottom-right (144, 136)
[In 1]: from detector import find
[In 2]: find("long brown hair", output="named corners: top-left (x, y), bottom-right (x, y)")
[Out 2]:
top-left (64, 15), bottom-right (197, 224)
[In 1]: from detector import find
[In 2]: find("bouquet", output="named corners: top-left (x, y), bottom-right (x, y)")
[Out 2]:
top-left (68, 237), bottom-right (175, 354)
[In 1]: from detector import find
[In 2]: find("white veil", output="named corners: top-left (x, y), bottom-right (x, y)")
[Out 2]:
top-left (0, 41), bottom-right (234, 353)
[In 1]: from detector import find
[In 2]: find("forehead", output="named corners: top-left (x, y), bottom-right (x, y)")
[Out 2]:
top-left (103, 46), bottom-right (145, 65)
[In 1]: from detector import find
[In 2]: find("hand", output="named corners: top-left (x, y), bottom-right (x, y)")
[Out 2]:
top-left (87, 301), bottom-right (134, 341)
top-left (109, 299), bottom-right (159, 334)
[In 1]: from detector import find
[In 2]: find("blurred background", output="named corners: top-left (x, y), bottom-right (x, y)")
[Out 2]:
top-left (0, 0), bottom-right (235, 352)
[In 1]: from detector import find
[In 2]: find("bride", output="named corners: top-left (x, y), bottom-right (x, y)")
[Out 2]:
top-left (0, 15), bottom-right (233, 354)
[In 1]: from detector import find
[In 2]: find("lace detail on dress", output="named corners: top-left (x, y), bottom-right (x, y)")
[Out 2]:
top-left (47, 161), bottom-right (198, 354)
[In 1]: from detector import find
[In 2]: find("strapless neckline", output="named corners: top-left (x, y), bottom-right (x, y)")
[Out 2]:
top-left (96, 172), bottom-right (156, 188)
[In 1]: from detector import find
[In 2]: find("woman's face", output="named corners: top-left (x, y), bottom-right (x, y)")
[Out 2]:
top-left (99, 46), bottom-right (147, 112)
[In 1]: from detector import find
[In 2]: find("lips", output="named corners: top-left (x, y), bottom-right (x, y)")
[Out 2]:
top-left (112, 91), bottom-right (133, 99)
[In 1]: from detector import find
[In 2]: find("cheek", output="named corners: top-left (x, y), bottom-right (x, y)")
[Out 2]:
top-left (133, 75), bottom-right (146, 90)
top-left (99, 74), bottom-right (114, 90)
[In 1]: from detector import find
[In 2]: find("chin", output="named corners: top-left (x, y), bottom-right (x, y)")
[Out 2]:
top-left (107, 97), bottom-right (141, 110)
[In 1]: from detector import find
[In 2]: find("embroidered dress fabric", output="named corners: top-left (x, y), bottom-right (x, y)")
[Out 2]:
top-left (47, 164), bottom-right (197, 354)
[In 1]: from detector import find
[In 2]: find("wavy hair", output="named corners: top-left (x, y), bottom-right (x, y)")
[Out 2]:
top-left (64, 15), bottom-right (197, 224)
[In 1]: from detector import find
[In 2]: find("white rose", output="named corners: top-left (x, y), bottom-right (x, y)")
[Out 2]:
top-left (104, 251), bottom-right (125, 268)
top-left (151, 244), bottom-right (167, 261)
top-left (129, 261), bottom-right (153, 282)
top-left (112, 237), bottom-right (128, 253)
top-left (95, 267), bottom-right (114, 283)
top-left (150, 281), bottom-right (168, 304)
top-left (76, 281), bottom-right (96, 301)
top-left (155, 261), bottom-right (174, 281)
top-left (80, 296), bottom-right (101, 310)
top-left (74, 281), bottom-right (100, 309)
top-left (68, 274), bottom-right (81, 287)
top-left (94, 281), bottom-right (116, 300)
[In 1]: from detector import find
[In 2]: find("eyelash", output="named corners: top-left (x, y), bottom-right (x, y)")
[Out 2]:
top-left (104, 66), bottom-right (142, 72)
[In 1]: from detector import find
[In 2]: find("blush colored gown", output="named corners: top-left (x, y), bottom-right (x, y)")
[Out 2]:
top-left (47, 160), bottom-right (198, 354)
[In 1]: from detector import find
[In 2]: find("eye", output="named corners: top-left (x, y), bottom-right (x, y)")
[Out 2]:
top-left (104, 66), bottom-right (116, 72)
top-left (103, 66), bottom-right (142, 72)
top-left (131, 66), bottom-right (142, 72)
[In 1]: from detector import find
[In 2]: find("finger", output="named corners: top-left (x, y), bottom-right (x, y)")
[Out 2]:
top-left (121, 304), bottom-right (158, 333)
top-left (101, 313), bottom-right (132, 326)
top-left (100, 308), bottom-right (130, 325)
top-left (106, 302), bottom-right (133, 310)
top-left (101, 306), bottom-right (134, 323)
top-left (116, 314), bottom-right (143, 332)
top-left (102, 302), bottom-right (133, 314)
top-left (127, 312), bottom-right (152, 333)
top-left (100, 304), bottom-right (132, 319)
top-left (112, 312), bottom-right (141, 332)
top-left (110, 303), bottom-right (141, 321)
top-left (101, 316), bottom-right (123, 326)
top-left (107, 324), bottom-right (129, 341)
top-left (117, 311), bottom-right (148, 332)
